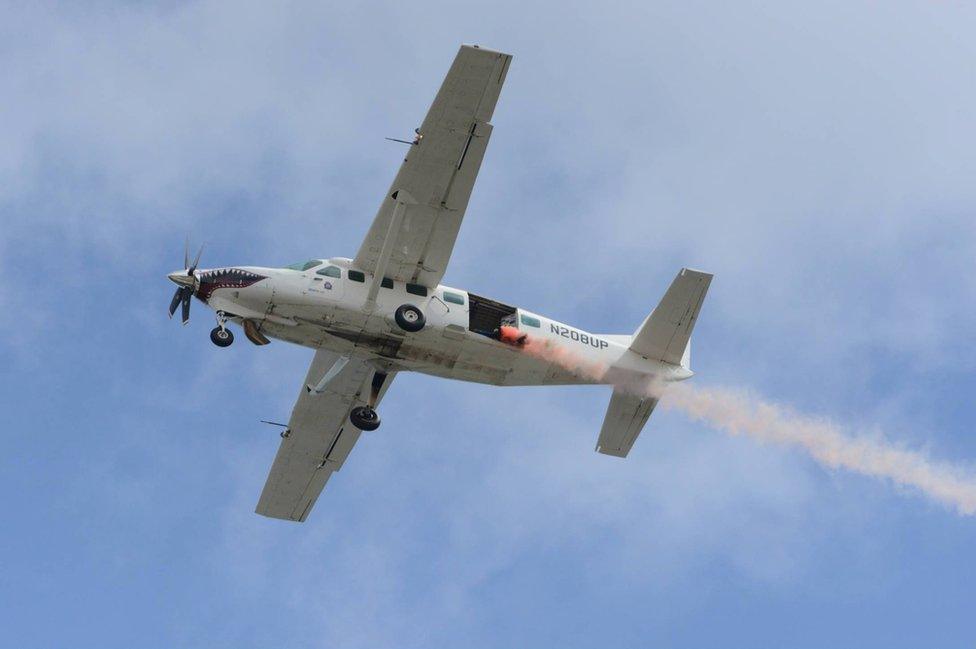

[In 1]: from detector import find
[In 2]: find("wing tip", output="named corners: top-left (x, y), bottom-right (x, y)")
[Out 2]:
top-left (461, 43), bottom-right (513, 59)
top-left (679, 267), bottom-right (714, 280)
top-left (254, 506), bottom-right (306, 523)
top-left (596, 445), bottom-right (629, 458)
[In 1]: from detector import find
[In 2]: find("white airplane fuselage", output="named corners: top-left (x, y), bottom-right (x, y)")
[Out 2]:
top-left (190, 258), bottom-right (692, 388)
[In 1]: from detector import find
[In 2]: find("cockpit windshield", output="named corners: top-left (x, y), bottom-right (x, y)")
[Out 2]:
top-left (283, 260), bottom-right (323, 271)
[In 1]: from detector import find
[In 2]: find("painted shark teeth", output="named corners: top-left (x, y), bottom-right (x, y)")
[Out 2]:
top-left (195, 268), bottom-right (266, 302)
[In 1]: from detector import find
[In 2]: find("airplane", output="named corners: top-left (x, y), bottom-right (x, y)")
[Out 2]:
top-left (167, 45), bottom-right (712, 522)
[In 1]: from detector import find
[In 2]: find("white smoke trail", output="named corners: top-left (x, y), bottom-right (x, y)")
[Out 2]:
top-left (520, 335), bottom-right (609, 382)
top-left (516, 336), bottom-right (976, 515)
top-left (663, 383), bottom-right (976, 516)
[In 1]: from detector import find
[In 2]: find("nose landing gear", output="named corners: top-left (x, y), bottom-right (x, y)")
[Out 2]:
top-left (210, 311), bottom-right (234, 347)
top-left (210, 327), bottom-right (234, 347)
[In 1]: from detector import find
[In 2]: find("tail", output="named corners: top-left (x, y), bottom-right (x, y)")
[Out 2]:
top-left (595, 268), bottom-right (712, 457)
top-left (629, 267), bottom-right (712, 369)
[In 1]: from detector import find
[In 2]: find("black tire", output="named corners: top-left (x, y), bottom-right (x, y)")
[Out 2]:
top-left (394, 304), bottom-right (425, 332)
top-left (350, 406), bottom-right (381, 431)
top-left (210, 326), bottom-right (234, 347)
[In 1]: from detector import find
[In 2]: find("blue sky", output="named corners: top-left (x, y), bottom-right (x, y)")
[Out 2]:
top-left (2, 2), bottom-right (975, 647)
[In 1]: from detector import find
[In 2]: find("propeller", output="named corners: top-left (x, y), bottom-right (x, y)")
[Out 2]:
top-left (167, 239), bottom-right (204, 325)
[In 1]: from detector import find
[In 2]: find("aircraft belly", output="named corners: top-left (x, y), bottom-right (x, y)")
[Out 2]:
top-left (500, 348), bottom-right (549, 385)
top-left (258, 319), bottom-right (335, 349)
top-left (244, 298), bottom-right (604, 387)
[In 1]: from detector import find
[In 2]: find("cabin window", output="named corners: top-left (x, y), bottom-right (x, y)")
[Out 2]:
top-left (381, 277), bottom-right (394, 289)
top-left (316, 266), bottom-right (341, 278)
top-left (284, 259), bottom-right (322, 271)
top-left (520, 314), bottom-right (541, 328)
top-left (406, 283), bottom-right (428, 297)
top-left (348, 270), bottom-right (365, 283)
top-left (443, 291), bottom-right (465, 305)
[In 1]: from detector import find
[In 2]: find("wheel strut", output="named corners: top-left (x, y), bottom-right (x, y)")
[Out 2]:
top-left (368, 371), bottom-right (388, 408)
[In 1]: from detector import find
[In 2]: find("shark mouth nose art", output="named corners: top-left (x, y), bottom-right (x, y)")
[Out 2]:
top-left (196, 268), bottom-right (266, 301)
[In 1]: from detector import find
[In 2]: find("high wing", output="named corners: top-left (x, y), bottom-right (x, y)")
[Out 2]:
top-left (353, 45), bottom-right (512, 288)
top-left (256, 351), bottom-right (395, 522)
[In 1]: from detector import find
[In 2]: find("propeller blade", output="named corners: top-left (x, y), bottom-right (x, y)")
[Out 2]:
top-left (170, 240), bottom-right (199, 324)
top-left (181, 289), bottom-right (192, 324)
top-left (189, 243), bottom-right (204, 274)
top-left (168, 287), bottom-right (183, 318)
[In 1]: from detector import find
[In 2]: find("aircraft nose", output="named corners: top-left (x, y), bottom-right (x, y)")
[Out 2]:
top-left (167, 271), bottom-right (197, 289)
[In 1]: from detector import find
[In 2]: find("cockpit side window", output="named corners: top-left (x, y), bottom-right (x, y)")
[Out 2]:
top-left (520, 314), bottom-right (541, 328)
top-left (316, 266), bottom-right (341, 278)
top-left (284, 260), bottom-right (323, 271)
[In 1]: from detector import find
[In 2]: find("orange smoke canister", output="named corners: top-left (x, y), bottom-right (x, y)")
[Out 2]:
top-left (498, 325), bottom-right (527, 346)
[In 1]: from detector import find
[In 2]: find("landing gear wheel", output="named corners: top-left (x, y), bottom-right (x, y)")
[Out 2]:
top-left (210, 326), bottom-right (234, 347)
top-left (394, 304), bottom-right (425, 333)
top-left (350, 406), bottom-right (381, 431)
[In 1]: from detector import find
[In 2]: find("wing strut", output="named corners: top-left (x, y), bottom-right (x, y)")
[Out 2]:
top-left (306, 355), bottom-right (350, 394)
top-left (364, 190), bottom-right (416, 311)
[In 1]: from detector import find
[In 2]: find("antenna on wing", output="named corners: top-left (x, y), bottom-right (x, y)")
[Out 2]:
top-left (385, 128), bottom-right (423, 146)
top-left (260, 420), bottom-right (291, 438)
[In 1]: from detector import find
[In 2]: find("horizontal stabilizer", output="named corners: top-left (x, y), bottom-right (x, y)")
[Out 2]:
top-left (596, 389), bottom-right (659, 458)
top-left (630, 268), bottom-right (712, 367)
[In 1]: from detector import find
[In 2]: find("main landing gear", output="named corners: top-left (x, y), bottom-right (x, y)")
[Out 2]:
top-left (210, 311), bottom-right (234, 347)
top-left (350, 406), bottom-right (380, 431)
top-left (349, 371), bottom-right (389, 431)
top-left (394, 304), bottom-right (425, 332)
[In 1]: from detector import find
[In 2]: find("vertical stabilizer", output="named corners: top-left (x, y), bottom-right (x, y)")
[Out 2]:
top-left (630, 268), bottom-right (712, 366)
